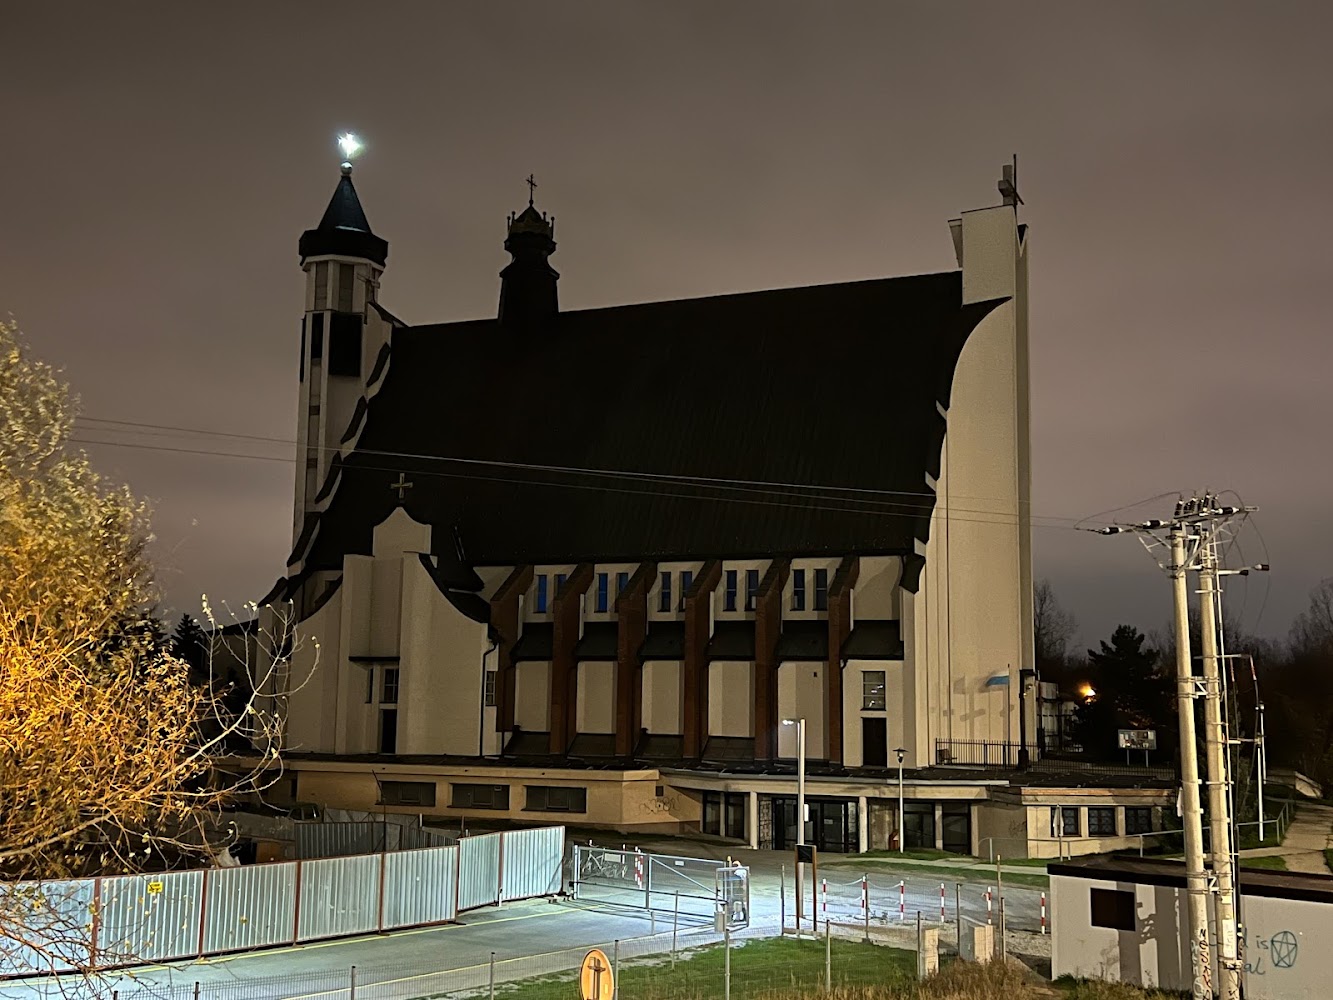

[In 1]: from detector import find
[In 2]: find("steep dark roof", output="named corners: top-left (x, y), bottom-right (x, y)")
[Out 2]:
top-left (295, 271), bottom-right (1005, 582)
top-left (298, 170), bottom-right (389, 266)
top-left (775, 620), bottom-right (828, 661)
top-left (842, 620), bottom-right (904, 660)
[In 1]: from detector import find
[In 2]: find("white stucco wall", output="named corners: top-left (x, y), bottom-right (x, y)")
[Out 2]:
top-left (841, 660), bottom-right (900, 767)
top-left (286, 585), bottom-right (343, 753)
top-left (776, 662), bottom-right (826, 758)
top-left (852, 556), bottom-right (902, 620)
top-left (642, 660), bottom-right (683, 733)
top-left (708, 661), bottom-right (754, 737)
top-left (576, 661), bottom-right (617, 733)
top-left (515, 661), bottom-right (551, 731)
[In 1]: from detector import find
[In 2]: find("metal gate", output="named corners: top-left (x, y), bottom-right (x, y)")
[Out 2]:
top-left (570, 844), bottom-right (739, 922)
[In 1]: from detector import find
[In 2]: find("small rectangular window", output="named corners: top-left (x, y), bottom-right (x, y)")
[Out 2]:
top-left (525, 785), bottom-right (587, 813)
top-left (679, 570), bottom-right (694, 610)
top-left (451, 783), bottom-right (510, 810)
top-left (1088, 807), bottom-right (1117, 836)
top-left (616, 571), bottom-right (630, 601)
top-left (791, 569), bottom-right (806, 611)
top-left (1060, 806), bottom-right (1080, 837)
top-left (1125, 807), bottom-right (1153, 835)
top-left (724, 569), bottom-right (738, 612)
top-left (1090, 888), bottom-right (1136, 931)
top-left (596, 573), bottom-right (609, 613)
top-left (659, 571), bottom-right (673, 613)
top-left (555, 572), bottom-right (567, 595)
top-left (484, 670), bottom-right (497, 707)
top-left (338, 262), bottom-right (355, 312)
top-left (381, 667), bottom-right (399, 704)
top-left (328, 313), bottom-right (362, 377)
top-left (814, 568), bottom-right (829, 611)
top-left (534, 574), bottom-right (549, 614)
top-left (310, 312), bottom-right (325, 359)
top-left (314, 261), bottom-right (328, 308)
top-left (862, 670), bottom-right (886, 711)
top-left (744, 569), bottom-right (760, 612)
top-left (379, 781), bottom-right (436, 807)
top-left (379, 708), bottom-right (398, 754)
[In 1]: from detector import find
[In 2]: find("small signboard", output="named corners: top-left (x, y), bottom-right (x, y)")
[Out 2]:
top-left (580, 948), bottom-right (614, 1000)
top-left (1117, 730), bottom-right (1157, 750)
top-left (795, 844), bottom-right (815, 864)
top-left (146, 880), bottom-right (164, 895)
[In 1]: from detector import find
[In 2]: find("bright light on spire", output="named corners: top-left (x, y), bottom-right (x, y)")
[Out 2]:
top-left (338, 133), bottom-right (363, 160)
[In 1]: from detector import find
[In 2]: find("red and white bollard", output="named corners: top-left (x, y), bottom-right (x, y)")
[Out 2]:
top-left (898, 881), bottom-right (906, 922)
top-left (986, 886), bottom-right (993, 925)
top-left (1040, 891), bottom-right (1047, 935)
top-left (634, 850), bottom-right (644, 891)
top-left (822, 879), bottom-right (828, 922)
top-left (940, 883), bottom-right (946, 923)
top-left (861, 876), bottom-right (868, 913)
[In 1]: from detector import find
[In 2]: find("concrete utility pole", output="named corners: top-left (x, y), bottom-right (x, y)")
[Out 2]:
top-left (1170, 524), bottom-right (1213, 1000)
top-left (1199, 525), bottom-right (1241, 1000)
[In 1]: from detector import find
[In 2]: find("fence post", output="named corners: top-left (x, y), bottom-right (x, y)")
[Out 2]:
top-left (780, 864), bottom-right (786, 931)
top-left (613, 939), bottom-right (620, 1000)
top-left (999, 897), bottom-right (1007, 963)
top-left (673, 892), bottom-right (679, 967)
top-left (489, 951), bottom-right (496, 1000)
top-left (197, 868), bottom-right (211, 958)
top-left (862, 875), bottom-right (869, 942)
top-left (349, 966), bottom-right (357, 1000)
top-left (825, 917), bottom-right (831, 991)
top-left (916, 911), bottom-right (923, 980)
top-left (193, 983), bottom-right (200, 1000)
top-left (724, 922), bottom-right (731, 1000)
top-left (954, 883), bottom-right (962, 954)
top-left (292, 860), bottom-right (304, 945)
top-left (497, 831), bottom-right (506, 907)
top-left (377, 849), bottom-right (388, 932)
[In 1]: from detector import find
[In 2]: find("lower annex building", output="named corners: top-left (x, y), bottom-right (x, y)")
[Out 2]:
top-left (242, 157), bottom-right (1174, 858)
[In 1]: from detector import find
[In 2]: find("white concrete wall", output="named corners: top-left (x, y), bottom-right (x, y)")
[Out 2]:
top-left (576, 661), bottom-right (616, 733)
top-left (841, 660), bottom-right (900, 767)
top-left (514, 661), bottom-right (551, 731)
top-left (642, 660), bottom-right (683, 733)
top-left (708, 661), bottom-right (754, 737)
top-left (852, 556), bottom-right (902, 620)
top-left (399, 555), bottom-right (489, 755)
top-left (776, 662), bottom-right (826, 758)
top-left (286, 583), bottom-right (343, 753)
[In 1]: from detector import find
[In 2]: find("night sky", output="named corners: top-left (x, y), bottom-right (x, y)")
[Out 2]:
top-left (3, 2), bottom-right (1329, 648)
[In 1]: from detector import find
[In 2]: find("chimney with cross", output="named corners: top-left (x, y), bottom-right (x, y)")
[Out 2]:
top-left (498, 174), bottom-right (559, 331)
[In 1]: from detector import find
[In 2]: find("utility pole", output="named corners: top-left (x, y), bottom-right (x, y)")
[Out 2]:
top-left (1170, 523), bottom-right (1212, 1000)
top-left (1199, 522), bottom-right (1241, 1000)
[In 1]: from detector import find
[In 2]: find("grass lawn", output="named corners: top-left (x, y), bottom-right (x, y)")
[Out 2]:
top-left (461, 936), bottom-right (916, 1000)
top-left (1239, 855), bottom-right (1288, 871)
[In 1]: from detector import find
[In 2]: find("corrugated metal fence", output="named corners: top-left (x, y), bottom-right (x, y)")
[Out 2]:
top-left (1, 826), bottom-right (563, 978)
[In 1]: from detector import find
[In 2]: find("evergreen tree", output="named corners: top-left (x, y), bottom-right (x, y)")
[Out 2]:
top-left (1070, 625), bottom-right (1172, 758)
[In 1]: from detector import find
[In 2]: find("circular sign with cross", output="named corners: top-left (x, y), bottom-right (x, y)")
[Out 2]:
top-left (580, 948), bottom-right (614, 1000)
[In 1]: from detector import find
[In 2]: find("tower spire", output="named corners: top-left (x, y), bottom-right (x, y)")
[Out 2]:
top-left (498, 177), bottom-right (559, 331)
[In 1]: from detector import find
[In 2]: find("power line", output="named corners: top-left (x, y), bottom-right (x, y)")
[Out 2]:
top-left (70, 434), bottom-right (1081, 532)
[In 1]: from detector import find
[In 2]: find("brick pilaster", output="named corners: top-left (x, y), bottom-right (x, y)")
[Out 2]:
top-left (754, 559), bottom-right (791, 761)
top-left (550, 564), bottom-right (594, 754)
top-left (615, 562), bottom-right (656, 757)
top-left (489, 565), bottom-right (533, 736)
top-left (682, 560), bottom-right (723, 758)
top-left (826, 556), bottom-right (860, 765)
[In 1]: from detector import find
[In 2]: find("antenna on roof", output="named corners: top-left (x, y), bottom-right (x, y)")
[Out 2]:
top-left (998, 154), bottom-right (1023, 209)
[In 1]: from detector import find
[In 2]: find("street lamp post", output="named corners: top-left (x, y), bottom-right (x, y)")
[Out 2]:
top-left (894, 748), bottom-right (907, 854)
top-left (783, 718), bottom-right (807, 929)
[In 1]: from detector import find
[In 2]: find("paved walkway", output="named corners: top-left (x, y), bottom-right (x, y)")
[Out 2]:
top-left (1239, 803), bottom-right (1333, 874)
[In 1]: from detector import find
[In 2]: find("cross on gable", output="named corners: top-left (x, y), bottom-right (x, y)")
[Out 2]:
top-left (526, 173), bottom-right (537, 206)
top-left (390, 472), bottom-right (413, 503)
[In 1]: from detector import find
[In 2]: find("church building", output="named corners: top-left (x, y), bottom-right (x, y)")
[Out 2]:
top-left (254, 155), bottom-right (1171, 856)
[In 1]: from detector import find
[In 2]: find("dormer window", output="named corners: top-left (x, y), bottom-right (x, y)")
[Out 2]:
top-left (659, 572), bottom-right (673, 613)
top-left (534, 574), bottom-right (549, 614)
top-left (744, 569), bottom-right (760, 612)
top-left (616, 572), bottom-right (630, 600)
top-left (595, 572), bottom-right (610, 613)
top-left (680, 570), bottom-right (694, 610)
top-left (791, 569), bottom-right (806, 611)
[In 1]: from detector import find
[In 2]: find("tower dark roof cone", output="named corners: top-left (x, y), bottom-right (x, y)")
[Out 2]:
top-left (299, 165), bottom-right (389, 267)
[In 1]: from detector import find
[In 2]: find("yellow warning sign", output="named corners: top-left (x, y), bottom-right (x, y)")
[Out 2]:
top-left (579, 948), bottom-right (613, 1000)
top-left (146, 880), bottom-right (164, 895)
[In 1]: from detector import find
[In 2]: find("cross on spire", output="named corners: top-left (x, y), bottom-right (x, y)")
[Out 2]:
top-left (389, 472), bottom-right (414, 503)
top-left (525, 174), bottom-right (537, 207)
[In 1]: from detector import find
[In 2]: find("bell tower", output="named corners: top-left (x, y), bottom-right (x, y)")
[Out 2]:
top-left (498, 175), bottom-right (559, 331)
top-left (293, 136), bottom-right (391, 543)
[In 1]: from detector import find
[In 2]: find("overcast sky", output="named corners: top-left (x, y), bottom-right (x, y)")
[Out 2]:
top-left (3, 2), bottom-right (1329, 649)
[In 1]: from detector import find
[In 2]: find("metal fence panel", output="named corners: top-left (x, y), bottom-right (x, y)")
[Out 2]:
top-left (401, 825), bottom-right (458, 851)
top-left (381, 846), bottom-right (458, 929)
top-left (296, 822), bottom-right (389, 859)
top-left (201, 862), bottom-right (299, 955)
top-left (0, 878), bottom-right (95, 976)
top-left (296, 854), bottom-right (381, 942)
top-left (456, 833), bottom-right (501, 911)
top-left (96, 870), bottom-right (205, 966)
top-left (500, 826), bottom-right (565, 901)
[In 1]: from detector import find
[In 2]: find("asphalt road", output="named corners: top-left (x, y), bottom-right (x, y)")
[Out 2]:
top-left (3, 845), bottom-right (1045, 1000)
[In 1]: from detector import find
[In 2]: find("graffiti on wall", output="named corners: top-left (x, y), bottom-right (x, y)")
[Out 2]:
top-left (1243, 928), bottom-right (1299, 976)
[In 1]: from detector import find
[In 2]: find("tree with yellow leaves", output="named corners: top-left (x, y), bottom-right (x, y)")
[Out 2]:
top-left (0, 318), bottom-right (312, 972)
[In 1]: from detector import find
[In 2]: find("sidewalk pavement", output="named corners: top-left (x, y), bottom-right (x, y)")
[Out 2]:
top-left (1239, 803), bottom-right (1333, 874)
